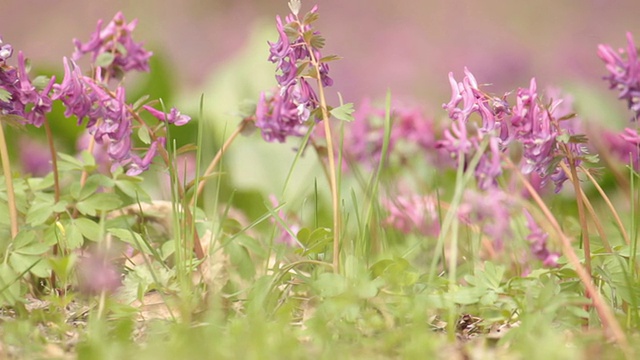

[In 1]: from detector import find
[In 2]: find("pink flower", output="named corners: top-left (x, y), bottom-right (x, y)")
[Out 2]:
top-left (383, 193), bottom-right (440, 237)
top-left (73, 12), bottom-right (152, 78)
top-left (143, 105), bottom-right (191, 126)
top-left (598, 32), bottom-right (640, 120)
top-left (0, 47), bottom-right (55, 127)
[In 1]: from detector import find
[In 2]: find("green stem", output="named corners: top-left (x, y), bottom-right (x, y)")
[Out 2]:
top-left (43, 119), bottom-right (60, 204)
top-left (0, 123), bottom-right (18, 238)
top-left (505, 155), bottom-right (630, 355)
top-left (296, 17), bottom-right (340, 273)
top-left (190, 117), bottom-right (250, 208)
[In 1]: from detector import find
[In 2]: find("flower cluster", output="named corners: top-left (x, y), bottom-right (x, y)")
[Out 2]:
top-left (255, 4), bottom-right (332, 143)
top-left (438, 68), bottom-right (588, 192)
top-left (0, 38), bottom-right (56, 127)
top-left (72, 11), bottom-right (152, 79)
top-left (328, 99), bottom-right (436, 170)
top-left (602, 128), bottom-right (640, 169)
top-left (598, 32), bottom-right (640, 170)
top-left (457, 188), bottom-right (558, 266)
top-left (52, 13), bottom-right (189, 176)
top-left (458, 188), bottom-right (514, 251)
top-left (598, 32), bottom-right (640, 120)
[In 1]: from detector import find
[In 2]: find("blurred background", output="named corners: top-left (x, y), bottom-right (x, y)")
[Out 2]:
top-left (2, 0), bottom-right (639, 214)
top-left (3, 0), bottom-right (640, 102)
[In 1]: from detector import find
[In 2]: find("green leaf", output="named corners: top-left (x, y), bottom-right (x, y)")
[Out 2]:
top-left (319, 54), bottom-right (342, 63)
top-left (556, 133), bottom-right (570, 143)
top-left (302, 10), bottom-right (319, 25)
top-left (0, 263), bottom-right (21, 306)
top-left (583, 154), bottom-right (600, 164)
top-left (79, 174), bottom-right (113, 200)
top-left (9, 252), bottom-right (45, 277)
top-left (138, 126), bottom-right (151, 145)
top-left (330, 103), bottom-right (355, 122)
top-left (76, 193), bottom-right (122, 216)
top-left (0, 114), bottom-right (27, 130)
top-left (176, 143), bottom-right (198, 155)
top-left (74, 218), bottom-right (102, 242)
top-left (57, 152), bottom-right (84, 172)
top-left (32, 75), bottom-right (52, 89)
top-left (313, 272), bottom-right (347, 297)
top-left (238, 99), bottom-right (257, 119)
top-left (96, 52), bottom-right (115, 68)
top-left (14, 242), bottom-right (49, 256)
top-left (309, 34), bottom-right (325, 49)
top-left (108, 228), bottom-right (149, 252)
top-left (26, 200), bottom-right (54, 226)
top-left (115, 178), bottom-right (151, 202)
top-left (480, 261), bottom-right (505, 291)
top-left (80, 150), bottom-right (96, 169)
top-left (65, 221), bottom-right (84, 249)
top-left (568, 134), bottom-right (589, 144)
top-left (12, 230), bottom-right (37, 250)
top-left (296, 227), bottom-right (311, 244)
top-left (132, 95), bottom-right (151, 110)
top-left (0, 88), bottom-right (11, 102)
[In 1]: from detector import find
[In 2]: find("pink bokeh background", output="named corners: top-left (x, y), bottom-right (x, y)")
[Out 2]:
top-left (2, 0), bottom-right (639, 105)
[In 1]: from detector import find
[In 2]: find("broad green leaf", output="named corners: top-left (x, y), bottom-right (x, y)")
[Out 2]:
top-left (14, 242), bottom-right (49, 256)
top-left (26, 201), bottom-right (54, 226)
top-left (313, 272), bottom-right (346, 297)
top-left (330, 103), bottom-right (355, 122)
top-left (57, 152), bottom-right (84, 172)
top-left (115, 178), bottom-right (151, 202)
top-left (96, 52), bottom-right (115, 68)
top-left (80, 150), bottom-right (96, 168)
top-left (9, 252), bottom-right (42, 276)
top-left (108, 228), bottom-right (146, 249)
top-left (138, 126), bottom-right (151, 145)
top-left (0, 88), bottom-right (11, 102)
top-left (79, 174), bottom-right (114, 200)
top-left (76, 193), bottom-right (122, 216)
top-left (32, 75), bottom-right (52, 89)
top-left (65, 222), bottom-right (84, 249)
top-left (74, 218), bottom-right (102, 242)
top-left (132, 94), bottom-right (151, 110)
top-left (0, 263), bottom-right (21, 306)
top-left (302, 10), bottom-right (319, 25)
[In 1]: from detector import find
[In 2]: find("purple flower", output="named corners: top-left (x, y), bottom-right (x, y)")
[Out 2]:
top-left (598, 32), bottom-right (640, 120)
top-left (255, 89), bottom-right (307, 143)
top-left (458, 188), bottom-right (513, 251)
top-left (143, 105), bottom-right (191, 126)
top-left (54, 64), bottom-right (162, 176)
top-left (319, 98), bottom-right (436, 170)
top-left (440, 69), bottom-right (588, 192)
top-left (53, 58), bottom-right (94, 123)
top-left (523, 210), bottom-right (559, 267)
top-left (73, 12), bottom-right (152, 78)
top-left (126, 137), bottom-right (165, 176)
top-left (77, 132), bottom-right (110, 173)
top-left (19, 137), bottom-right (52, 176)
top-left (77, 251), bottom-right (122, 295)
top-left (603, 128), bottom-right (640, 169)
top-left (0, 37), bottom-right (13, 63)
top-left (511, 79), bottom-right (558, 178)
top-left (257, 5), bottom-right (333, 143)
top-left (0, 43), bottom-right (55, 127)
